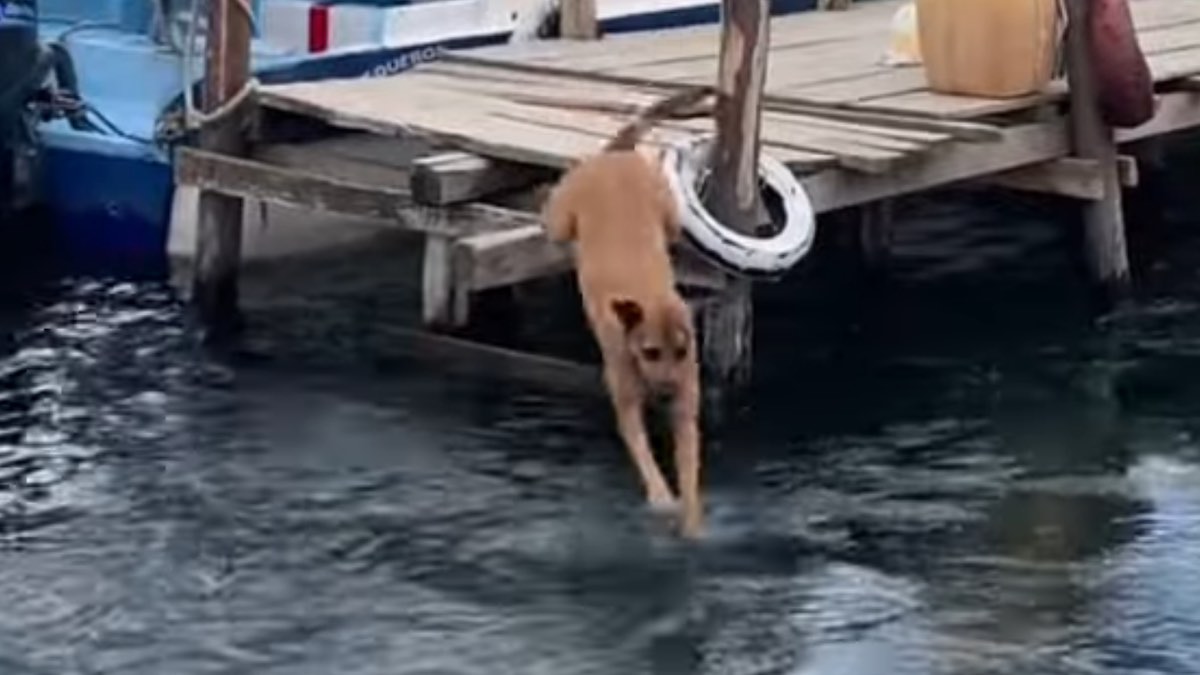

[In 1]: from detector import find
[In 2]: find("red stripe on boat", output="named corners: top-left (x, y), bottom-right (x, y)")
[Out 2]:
top-left (308, 4), bottom-right (330, 53)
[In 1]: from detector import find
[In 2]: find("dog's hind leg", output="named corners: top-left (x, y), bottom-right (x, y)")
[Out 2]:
top-left (603, 361), bottom-right (677, 512)
top-left (671, 361), bottom-right (703, 538)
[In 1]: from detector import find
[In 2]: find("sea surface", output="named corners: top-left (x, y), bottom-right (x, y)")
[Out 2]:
top-left (2, 145), bottom-right (1200, 674)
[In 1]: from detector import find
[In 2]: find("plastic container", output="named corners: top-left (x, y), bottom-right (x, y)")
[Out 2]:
top-left (916, 0), bottom-right (1060, 98)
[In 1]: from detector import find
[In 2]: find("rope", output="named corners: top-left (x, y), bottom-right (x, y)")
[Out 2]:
top-left (180, 0), bottom-right (259, 132)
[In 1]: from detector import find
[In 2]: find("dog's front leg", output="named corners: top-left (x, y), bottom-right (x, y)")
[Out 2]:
top-left (672, 366), bottom-right (703, 538)
top-left (604, 363), bottom-right (677, 511)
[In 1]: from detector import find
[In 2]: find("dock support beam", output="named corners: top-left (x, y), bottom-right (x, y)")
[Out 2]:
top-left (1064, 0), bottom-right (1131, 300)
top-left (193, 0), bottom-right (252, 339)
top-left (700, 0), bottom-right (770, 418)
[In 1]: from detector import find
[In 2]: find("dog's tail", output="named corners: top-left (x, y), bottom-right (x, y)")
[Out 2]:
top-left (604, 86), bottom-right (716, 152)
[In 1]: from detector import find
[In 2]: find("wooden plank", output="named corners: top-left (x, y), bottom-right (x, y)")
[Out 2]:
top-left (258, 83), bottom-right (606, 170)
top-left (401, 68), bottom-right (898, 170)
top-left (253, 136), bottom-right (422, 190)
top-left (455, 226), bottom-right (573, 291)
top-left (175, 146), bottom-right (540, 236)
top-left (179, 146), bottom-right (416, 223)
top-left (433, 53), bottom-right (1004, 140)
top-left (801, 118), bottom-right (1073, 212)
top-left (410, 152), bottom-right (554, 205)
top-left (981, 156), bottom-right (1139, 200)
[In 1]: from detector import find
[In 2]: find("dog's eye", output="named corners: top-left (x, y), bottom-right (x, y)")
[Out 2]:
top-left (643, 347), bottom-right (662, 362)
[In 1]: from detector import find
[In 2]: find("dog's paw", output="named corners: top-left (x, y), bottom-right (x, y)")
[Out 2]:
top-left (679, 515), bottom-right (704, 540)
top-left (646, 492), bottom-right (679, 515)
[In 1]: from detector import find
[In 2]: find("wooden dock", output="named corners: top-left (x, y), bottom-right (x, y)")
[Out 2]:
top-left (174, 0), bottom-right (1200, 403)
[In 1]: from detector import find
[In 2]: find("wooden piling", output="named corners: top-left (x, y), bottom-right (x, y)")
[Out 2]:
top-left (699, 0), bottom-right (771, 415)
top-left (193, 0), bottom-right (253, 339)
top-left (560, 0), bottom-right (599, 40)
top-left (1063, 0), bottom-right (1131, 299)
top-left (854, 199), bottom-right (894, 275)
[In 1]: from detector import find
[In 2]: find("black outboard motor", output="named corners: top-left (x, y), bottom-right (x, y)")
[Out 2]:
top-left (0, 0), bottom-right (44, 216)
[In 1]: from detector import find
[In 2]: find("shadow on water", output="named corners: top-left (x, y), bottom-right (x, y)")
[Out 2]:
top-left (1, 139), bottom-right (1199, 674)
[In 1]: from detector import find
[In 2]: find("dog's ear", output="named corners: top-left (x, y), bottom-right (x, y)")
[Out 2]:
top-left (610, 298), bottom-right (645, 332)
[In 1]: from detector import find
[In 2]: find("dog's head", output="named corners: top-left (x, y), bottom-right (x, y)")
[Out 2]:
top-left (610, 295), bottom-right (694, 393)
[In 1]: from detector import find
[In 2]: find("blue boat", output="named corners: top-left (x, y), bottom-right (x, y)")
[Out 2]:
top-left (7, 0), bottom-right (817, 278)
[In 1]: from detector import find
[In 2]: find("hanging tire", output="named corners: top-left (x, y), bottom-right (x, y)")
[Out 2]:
top-left (660, 133), bottom-right (816, 278)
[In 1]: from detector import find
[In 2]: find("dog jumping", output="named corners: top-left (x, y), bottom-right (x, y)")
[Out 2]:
top-left (541, 86), bottom-right (715, 538)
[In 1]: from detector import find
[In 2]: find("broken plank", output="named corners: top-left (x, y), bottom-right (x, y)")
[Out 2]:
top-left (410, 152), bottom-right (555, 205)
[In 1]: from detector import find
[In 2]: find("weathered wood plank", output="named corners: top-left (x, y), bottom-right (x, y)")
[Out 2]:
top-left (455, 226), bottom-right (573, 292)
top-left (431, 52), bottom-right (1005, 138)
top-left (981, 156), bottom-right (1140, 200)
top-left (176, 146), bottom-right (541, 236)
top-left (410, 152), bottom-right (554, 206)
top-left (253, 136), bottom-right (424, 190)
top-left (802, 119), bottom-right (1073, 212)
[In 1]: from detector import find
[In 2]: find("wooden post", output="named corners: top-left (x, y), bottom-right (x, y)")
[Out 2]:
top-left (1063, 0), bottom-right (1131, 299)
top-left (700, 0), bottom-right (770, 416)
top-left (193, 0), bottom-right (253, 339)
top-left (560, 0), bottom-right (599, 39)
top-left (855, 199), bottom-right (894, 274)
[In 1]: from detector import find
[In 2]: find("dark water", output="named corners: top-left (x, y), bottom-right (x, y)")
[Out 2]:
top-left (4, 156), bottom-right (1200, 674)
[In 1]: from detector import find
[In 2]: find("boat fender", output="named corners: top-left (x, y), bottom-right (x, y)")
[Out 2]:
top-left (1089, 0), bottom-right (1156, 128)
top-left (661, 134), bottom-right (816, 279)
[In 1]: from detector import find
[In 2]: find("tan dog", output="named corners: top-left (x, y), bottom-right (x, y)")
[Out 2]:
top-left (541, 87), bottom-right (714, 538)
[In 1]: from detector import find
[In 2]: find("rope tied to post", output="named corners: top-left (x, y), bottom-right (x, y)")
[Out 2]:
top-left (179, 0), bottom-right (259, 133)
